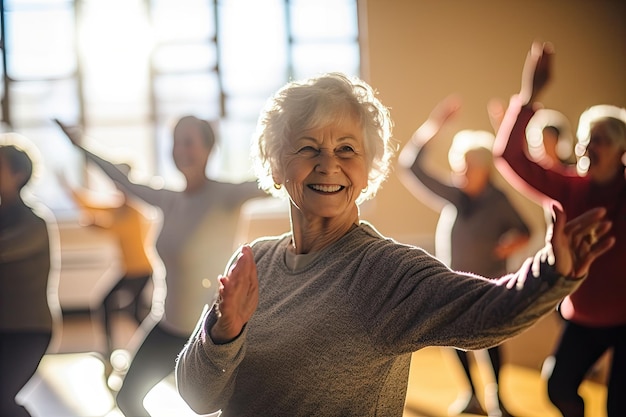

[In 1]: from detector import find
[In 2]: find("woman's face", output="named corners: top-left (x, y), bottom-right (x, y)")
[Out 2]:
top-left (585, 123), bottom-right (625, 182)
top-left (273, 116), bottom-right (368, 220)
top-left (172, 122), bottom-right (211, 176)
top-left (460, 153), bottom-right (490, 196)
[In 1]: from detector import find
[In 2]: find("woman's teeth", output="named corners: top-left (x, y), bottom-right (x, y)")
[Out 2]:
top-left (310, 184), bottom-right (343, 193)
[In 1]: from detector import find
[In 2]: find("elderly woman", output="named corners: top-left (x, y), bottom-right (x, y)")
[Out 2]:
top-left (493, 42), bottom-right (626, 417)
top-left (176, 72), bottom-right (614, 417)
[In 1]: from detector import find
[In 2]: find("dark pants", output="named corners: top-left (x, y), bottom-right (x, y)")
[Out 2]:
top-left (547, 321), bottom-right (626, 417)
top-left (100, 274), bottom-right (152, 355)
top-left (456, 345), bottom-right (503, 389)
top-left (116, 323), bottom-right (188, 417)
top-left (0, 332), bottom-right (51, 417)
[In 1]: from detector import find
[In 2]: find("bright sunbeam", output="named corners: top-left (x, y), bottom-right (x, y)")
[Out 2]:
top-left (143, 374), bottom-right (218, 417)
top-left (18, 353), bottom-right (115, 416)
top-left (78, 0), bottom-right (153, 101)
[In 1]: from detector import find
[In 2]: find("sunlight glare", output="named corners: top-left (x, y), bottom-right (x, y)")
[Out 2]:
top-left (37, 354), bottom-right (114, 416)
top-left (143, 374), bottom-right (218, 417)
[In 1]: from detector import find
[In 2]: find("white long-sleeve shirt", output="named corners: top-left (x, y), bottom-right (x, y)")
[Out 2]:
top-left (84, 150), bottom-right (265, 334)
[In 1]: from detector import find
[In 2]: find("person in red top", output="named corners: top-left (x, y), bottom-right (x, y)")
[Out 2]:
top-left (493, 41), bottom-right (626, 417)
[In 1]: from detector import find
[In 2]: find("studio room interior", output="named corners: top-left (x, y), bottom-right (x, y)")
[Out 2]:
top-left (2, 1), bottom-right (624, 416)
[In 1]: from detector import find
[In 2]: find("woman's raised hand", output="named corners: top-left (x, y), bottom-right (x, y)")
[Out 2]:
top-left (520, 41), bottom-right (554, 106)
top-left (54, 119), bottom-right (83, 148)
top-left (411, 94), bottom-right (462, 147)
top-left (210, 245), bottom-right (259, 344)
top-left (541, 206), bottom-right (614, 279)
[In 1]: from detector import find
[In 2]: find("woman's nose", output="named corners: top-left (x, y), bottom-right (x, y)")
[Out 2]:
top-left (315, 150), bottom-right (339, 173)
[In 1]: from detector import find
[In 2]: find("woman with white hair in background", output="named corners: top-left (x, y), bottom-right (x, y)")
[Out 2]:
top-left (493, 41), bottom-right (626, 417)
top-left (398, 96), bottom-right (531, 417)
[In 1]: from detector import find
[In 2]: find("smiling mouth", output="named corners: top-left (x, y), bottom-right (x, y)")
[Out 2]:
top-left (308, 184), bottom-right (344, 193)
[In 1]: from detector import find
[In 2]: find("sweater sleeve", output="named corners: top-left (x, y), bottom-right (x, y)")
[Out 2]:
top-left (176, 304), bottom-right (248, 415)
top-left (349, 239), bottom-right (580, 354)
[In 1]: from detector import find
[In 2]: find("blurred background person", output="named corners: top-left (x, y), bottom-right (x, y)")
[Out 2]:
top-left (0, 138), bottom-right (61, 417)
top-left (56, 116), bottom-right (266, 417)
top-left (57, 167), bottom-right (155, 369)
top-left (494, 41), bottom-right (626, 417)
top-left (528, 111), bottom-right (575, 170)
top-left (398, 96), bottom-right (531, 417)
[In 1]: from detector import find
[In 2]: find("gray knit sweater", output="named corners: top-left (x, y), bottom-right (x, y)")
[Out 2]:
top-left (176, 221), bottom-right (579, 417)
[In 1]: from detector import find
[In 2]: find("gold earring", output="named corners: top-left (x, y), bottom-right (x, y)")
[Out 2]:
top-left (273, 183), bottom-right (282, 190)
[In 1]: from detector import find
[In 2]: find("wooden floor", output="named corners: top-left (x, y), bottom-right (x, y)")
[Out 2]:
top-left (404, 347), bottom-right (607, 417)
top-left (16, 312), bottom-right (608, 417)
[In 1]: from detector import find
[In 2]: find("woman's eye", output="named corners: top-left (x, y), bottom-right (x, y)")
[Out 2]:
top-left (337, 145), bottom-right (356, 155)
top-left (297, 146), bottom-right (319, 155)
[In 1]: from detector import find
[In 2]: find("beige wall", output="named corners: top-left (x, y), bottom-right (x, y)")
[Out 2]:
top-left (359, 0), bottom-right (626, 256)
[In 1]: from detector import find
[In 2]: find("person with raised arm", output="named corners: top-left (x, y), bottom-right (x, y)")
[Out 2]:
top-left (175, 72), bottom-right (614, 417)
top-left (57, 116), bottom-right (265, 417)
top-left (493, 41), bottom-right (626, 417)
top-left (398, 96), bottom-right (531, 417)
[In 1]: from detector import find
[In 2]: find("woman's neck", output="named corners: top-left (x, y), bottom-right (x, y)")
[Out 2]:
top-left (289, 206), bottom-right (360, 254)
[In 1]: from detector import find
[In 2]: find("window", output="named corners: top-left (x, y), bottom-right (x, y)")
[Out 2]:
top-left (0, 0), bottom-right (361, 215)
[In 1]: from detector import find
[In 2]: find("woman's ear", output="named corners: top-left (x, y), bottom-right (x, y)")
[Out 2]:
top-left (270, 158), bottom-right (284, 186)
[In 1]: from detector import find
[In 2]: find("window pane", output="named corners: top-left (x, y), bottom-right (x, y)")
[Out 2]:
top-left (82, 125), bottom-right (156, 177)
top-left (151, 0), bottom-right (214, 42)
top-left (5, 8), bottom-right (76, 78)
top-left (292, 43), bottom-right (360, 78)
top-left (224, 96), bottom-right (268, 120)
top-left (6, 0), bottom-right (72, 6)
top-left (79, 0), bottom-right (151, 122)
top-left (154, 73), bottom-right (221, 120)
top-left (211, 118), bottom-right (257, 181)
top-left (82, 91), bottom-right (150, 122)
top-left (218, 0), bottom-right (288, 75)
top-left (10, 80), bottom-right (80, 126)
top-left (153, 43), bottom-right (217, 73)
top-left (290, 0), bottom-right (358, 41)
top-left (222, 67), bottom-right (287, 96)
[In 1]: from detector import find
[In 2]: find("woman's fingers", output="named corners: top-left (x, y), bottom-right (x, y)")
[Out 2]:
top-left (211, 246), bottom-right (258, 342)
top-left (218, 245), bottom-right (258, 318)
top-left (552, 206), bottom-right (615, 278)
top-left (54, 119), bottom-right (83, 146)
top-left (563, 207), bottom-right (606, 233)
top-left (573, 224), bottom-right (615, 277)
top-left (520, 41), bottom-right (553, 103)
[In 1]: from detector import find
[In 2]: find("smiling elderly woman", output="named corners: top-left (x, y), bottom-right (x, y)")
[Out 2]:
top-left (175, 72), bottom-right (614, 417)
